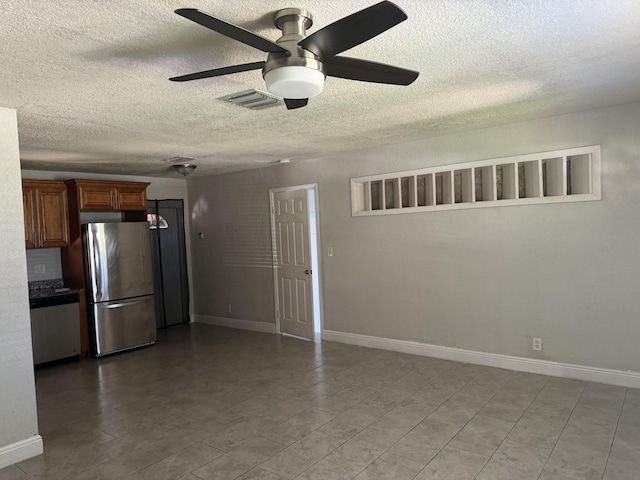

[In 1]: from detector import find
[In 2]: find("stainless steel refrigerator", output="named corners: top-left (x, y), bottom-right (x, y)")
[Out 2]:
top-left (83, 222), bottom-right (156, 356)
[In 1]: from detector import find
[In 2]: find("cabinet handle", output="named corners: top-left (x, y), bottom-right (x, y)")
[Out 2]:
top-left (110, 193), bottom-right (115, 209)
top-left (33, 232), bottom-right (37, 247)
top-left (40, 231), bottom-right (44, 247)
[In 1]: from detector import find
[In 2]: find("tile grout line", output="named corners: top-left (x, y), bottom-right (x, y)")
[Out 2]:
top-left (536, 381), bottom-right (591, 480)
top-left (601, 387), bottom-right (628, 480)
top-left (398, 369), bottom-right (523, 479)
top-left (242, 357), bottom-right (427, 479)
top-left (467, 375), bottom-right (554, 480)
top-left (301, 361), bottom-right (463, 478)
top-left (316, 363), bottom-right (461, 477)
top-left (355, 363), bottom-right (472, 479)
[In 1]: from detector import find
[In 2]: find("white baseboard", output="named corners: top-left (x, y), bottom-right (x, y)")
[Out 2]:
top-left (0, 435), bottom-right (43, 470)
top-left (194, 315), bottom-right (276, 334)
top-left (323, 330), bottom-right (640, 389)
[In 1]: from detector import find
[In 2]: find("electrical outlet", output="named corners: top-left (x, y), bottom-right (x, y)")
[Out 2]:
top-left (532, 337), bottom-right (543, 351)
top-left (226, 303), bottom-right (232, 314)
top-left (34, 264), bottom-right (46, 274)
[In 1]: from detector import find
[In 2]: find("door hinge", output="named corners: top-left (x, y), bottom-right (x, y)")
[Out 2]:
top-left (271, 206), bottom-right (276, 214)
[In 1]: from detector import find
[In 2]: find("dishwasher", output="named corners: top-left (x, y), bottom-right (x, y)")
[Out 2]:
top-left (29, 292), bottom-right (81, 365)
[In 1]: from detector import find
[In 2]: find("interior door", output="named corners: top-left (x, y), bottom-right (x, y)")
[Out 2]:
top-left (273, 189), bottom-right (314, 340)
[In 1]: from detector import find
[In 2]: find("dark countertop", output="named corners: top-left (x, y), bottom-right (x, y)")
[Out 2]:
top-left (29, 288), bottom-right (82, 300)
top-left (29, 289), bottom-right (82, 309)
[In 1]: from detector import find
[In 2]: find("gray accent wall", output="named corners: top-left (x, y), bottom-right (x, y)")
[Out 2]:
top-left (0, 107), bottom-right (39, 448)
top-left (189, 101), bottom-right (640, 373)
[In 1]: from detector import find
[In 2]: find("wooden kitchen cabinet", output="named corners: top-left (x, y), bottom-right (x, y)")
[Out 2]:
top-left (77, 182), bottom-right (116, 210)
top-left (71, 179), bottom-right (148, 211)
top-left (22, 180), bottom-right (70, 249)
top-left (62, 179), bottom-right (150, 289)
top-left (23, 187), bottom-right (37, 249)
top-left (116, 182), bottom-right (149, 211)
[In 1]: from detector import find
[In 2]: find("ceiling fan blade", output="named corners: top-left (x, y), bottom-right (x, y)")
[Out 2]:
top-left (298, 1), bottom-right (407, 57)
top-left (324, 56), bottom-right (419, 85)
top-left (284, 98), bottom-right (309, 110)
top-left (169, 61), bottom-right (265, 82)
top-left (175, 8), bottom-right (289, 54)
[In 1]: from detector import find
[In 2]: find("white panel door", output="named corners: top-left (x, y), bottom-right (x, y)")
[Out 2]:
top-left (274, 189), bottom-right (313, 340)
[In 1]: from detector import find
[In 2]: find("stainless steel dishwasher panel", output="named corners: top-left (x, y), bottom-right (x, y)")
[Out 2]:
top-left (30, 303), bottom-right (81, 364)
top-left (92, 295), bottom-right (156, 356)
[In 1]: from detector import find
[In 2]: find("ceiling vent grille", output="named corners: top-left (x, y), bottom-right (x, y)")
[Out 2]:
top-left (218, 89), bottom-right (283, 110)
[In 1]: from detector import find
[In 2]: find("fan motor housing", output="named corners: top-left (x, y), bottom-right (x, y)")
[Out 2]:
top-left (274, 8), bottom-right (313, 35)
top-left (263, 7), bottom-right (326, 97)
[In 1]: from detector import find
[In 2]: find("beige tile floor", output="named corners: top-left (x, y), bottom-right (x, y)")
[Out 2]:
top-left (1, 324), bottom-right (639, 480)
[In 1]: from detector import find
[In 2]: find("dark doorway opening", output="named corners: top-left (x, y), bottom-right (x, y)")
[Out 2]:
top-left (148, 199), bottom-right (190, 328)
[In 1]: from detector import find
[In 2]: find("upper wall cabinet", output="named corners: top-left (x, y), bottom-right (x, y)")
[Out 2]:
top-left (61, 179), bottom-right (149, 289)
top-left (22, 180), bottom-right (70, 249)
top-left (67, 179), bottom-right (149, 212)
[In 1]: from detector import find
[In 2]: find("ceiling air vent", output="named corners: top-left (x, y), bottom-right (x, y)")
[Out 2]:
top-left (218, 89), bottom-right (283, 110)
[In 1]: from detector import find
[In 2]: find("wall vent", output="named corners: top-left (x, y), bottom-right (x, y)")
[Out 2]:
top-left (218, 90), bottom-right (283, 110)
top-left (350, 145), bottom-right (601, 216)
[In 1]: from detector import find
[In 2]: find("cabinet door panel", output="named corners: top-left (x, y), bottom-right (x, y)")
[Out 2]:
top-left (78, 184), bottom-right (116, 210)
top-left (38, 185), bottom-right (70, 247)
top-left (117, 185), bottom-right (147, 211)
top-left (23, 187), bottom-right (38, 249)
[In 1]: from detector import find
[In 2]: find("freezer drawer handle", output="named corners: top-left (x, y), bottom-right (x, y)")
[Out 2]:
top-left (103, 299), bottom-right (149, 309)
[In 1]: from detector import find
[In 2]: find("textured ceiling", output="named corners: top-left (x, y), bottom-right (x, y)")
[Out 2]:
top-left (3, 1), bottom-right (640, 177)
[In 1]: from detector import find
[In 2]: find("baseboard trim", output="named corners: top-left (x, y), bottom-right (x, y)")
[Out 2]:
top-left (0, 435), bottom-right (43, 470)
top-left (323, 330), bottom-right (640, 389)
top-left (194, 315), bottom-right (276, 334)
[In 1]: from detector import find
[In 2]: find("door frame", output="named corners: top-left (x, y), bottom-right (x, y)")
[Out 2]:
top-left (269, 184), bottom-right (323, 341)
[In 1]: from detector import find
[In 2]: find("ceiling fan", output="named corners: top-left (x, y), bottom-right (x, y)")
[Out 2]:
top-left (170, 1), bottom-right (419, 109)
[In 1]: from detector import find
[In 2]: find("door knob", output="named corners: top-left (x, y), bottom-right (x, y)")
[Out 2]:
top-left (305, 269), bottom-right (312, 275)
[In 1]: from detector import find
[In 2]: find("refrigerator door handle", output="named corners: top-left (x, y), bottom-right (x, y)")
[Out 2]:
top-left (88, 236), bottom-right (102, 300)
top-left (102, 298), bottom-right (150, 309)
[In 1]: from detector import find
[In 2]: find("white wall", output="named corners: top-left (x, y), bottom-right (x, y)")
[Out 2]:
top-left (0, 108), bottom-right (41, 466)
top-left (21, 170), bottom-right (194, 319)
top-left (189, 101), bottom-right (640, 374)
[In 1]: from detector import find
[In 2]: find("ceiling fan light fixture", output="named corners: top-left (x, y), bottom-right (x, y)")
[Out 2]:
top-left (173, 163), bottom-right (197, 176)
top-left (171, 2), bottom-right (418, 110)
top-left (264, 66), bottom-right (325, 99)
